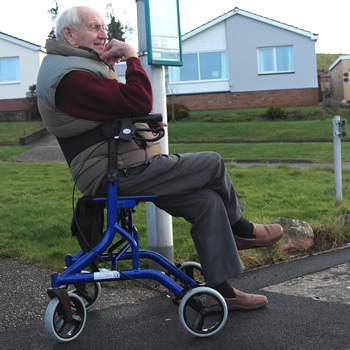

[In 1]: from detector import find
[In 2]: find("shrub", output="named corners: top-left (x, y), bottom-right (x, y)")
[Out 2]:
top-left (167, 103), bottom-right (190, 121)
top-left (26, 84), bottom-right (41, 120)
top-left (264, 105), bottom-right (286, 120)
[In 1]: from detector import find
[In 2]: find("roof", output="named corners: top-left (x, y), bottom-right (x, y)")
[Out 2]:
top-left (329, 55), bottom-right (350, 71)
top-left (182, 7), bottom-right (318, 42)
top-left (0, 31), bottom-right (45, 52)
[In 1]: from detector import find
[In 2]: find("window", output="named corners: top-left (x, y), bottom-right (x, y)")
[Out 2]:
top-left (171, 53), bottom-right (198, 82)
top-left (0, 57), bottom-right (20, 83)
top-left (258, 46), bottom-right (294, 74)
top-left (170, 51), bottom-right (228, 82)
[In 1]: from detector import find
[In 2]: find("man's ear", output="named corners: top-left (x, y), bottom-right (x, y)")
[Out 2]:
top-left (62, 26), bottom-right (75, 44)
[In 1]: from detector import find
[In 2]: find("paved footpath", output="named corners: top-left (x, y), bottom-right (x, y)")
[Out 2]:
top-left (13, 133), bottom-right (349, 168)
top-left (2, 134), bottom-right (350, 349)
top-left (1, 247), bottom-right (350, 349)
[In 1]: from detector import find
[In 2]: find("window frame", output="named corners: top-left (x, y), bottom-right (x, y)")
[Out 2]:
top-left (257, 46), bottom-right (294, 75)
top-left (0, 56), bottom-right (20, 84)
top-left (169, 51), bottom-right (228, 83)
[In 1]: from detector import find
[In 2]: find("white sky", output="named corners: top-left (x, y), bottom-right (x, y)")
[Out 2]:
top-left (0, 0), bottom-right (348, 54)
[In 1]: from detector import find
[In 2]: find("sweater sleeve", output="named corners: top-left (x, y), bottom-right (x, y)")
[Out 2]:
top-left (55, 57), bottom-right (153, 121)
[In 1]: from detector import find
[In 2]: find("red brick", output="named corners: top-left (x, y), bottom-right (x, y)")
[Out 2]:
top-left (0, 98), bottom-right (31, 112)
top-left (168, 88), bottom-right (319, 110)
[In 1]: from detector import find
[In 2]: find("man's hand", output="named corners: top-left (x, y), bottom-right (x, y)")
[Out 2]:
top-left (158, 122), bottom-right (168, 128)
top-left (157, 122), bottom-right (168, 137)
top-left (101, 39), bottom-right (138, 65)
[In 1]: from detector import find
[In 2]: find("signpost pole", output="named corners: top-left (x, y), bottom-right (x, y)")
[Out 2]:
top-left (136, 0), bottom-right (174, 263)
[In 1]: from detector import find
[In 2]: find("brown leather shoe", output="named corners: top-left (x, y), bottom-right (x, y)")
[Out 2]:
top-left (234, 223), bottom-right (283, 250)
top-left (225, 288), bottom-right (268, 311)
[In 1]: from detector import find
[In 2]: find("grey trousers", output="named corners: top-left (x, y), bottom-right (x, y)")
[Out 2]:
top-left (117, 151), bottom-right (245, 287)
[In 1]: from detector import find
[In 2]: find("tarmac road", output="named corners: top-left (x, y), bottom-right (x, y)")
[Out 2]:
top-left (1, 247), bottom-right (350, 349)
top-left (2, 133), bottom-right (350, 349)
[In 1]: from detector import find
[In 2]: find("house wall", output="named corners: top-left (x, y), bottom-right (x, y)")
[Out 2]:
top-left (329, 61), bottom-right (344, 100)
top-left (0, 38), bottom-right (45, 100)
top-left (226, 14), bottom-right (318, 92)
top-left (114, 61), bottom-right (127, 83)
top-left (329, 59), bottom-right (350, 101)
top-left (168, 22), bottom-right (230, 95)
top-left (343, 61), bottom-right (350, 101)
top-left (166, 12), bottom-right (319, 109)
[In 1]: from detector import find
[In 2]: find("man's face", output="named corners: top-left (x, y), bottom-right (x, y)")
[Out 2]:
top-left (66, 8), bottom-right (107, 56)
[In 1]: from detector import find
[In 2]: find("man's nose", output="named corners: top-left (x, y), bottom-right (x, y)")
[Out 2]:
top-left (99, 28), bottom-right (108, 39)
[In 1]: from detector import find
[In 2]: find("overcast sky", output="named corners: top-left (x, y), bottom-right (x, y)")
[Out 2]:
top-left (0, 0), bottom-right (348, 54)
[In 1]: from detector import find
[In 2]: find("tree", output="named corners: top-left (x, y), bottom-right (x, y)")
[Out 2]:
top-left (46, 2), bottom-right (134, 42)
top-left (105, 3), bottom-right (134, 42)
top-left (47, 0), bottom-right (61, 39)
top-left (26, 85), bottom-right (40, 120)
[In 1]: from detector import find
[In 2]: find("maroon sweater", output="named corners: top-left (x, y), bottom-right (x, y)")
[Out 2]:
top-left (55, 57), bottom-right (153, 121)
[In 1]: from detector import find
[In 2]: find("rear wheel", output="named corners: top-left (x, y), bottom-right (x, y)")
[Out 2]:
top-left (178, 262), bottom-right (205, 285)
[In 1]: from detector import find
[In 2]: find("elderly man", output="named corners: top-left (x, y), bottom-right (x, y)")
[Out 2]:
top-left (37, 6), bottom-right (283, 310)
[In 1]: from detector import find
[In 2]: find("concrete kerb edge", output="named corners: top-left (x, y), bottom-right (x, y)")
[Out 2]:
top-left (19, 126), bottom-right (48, 145)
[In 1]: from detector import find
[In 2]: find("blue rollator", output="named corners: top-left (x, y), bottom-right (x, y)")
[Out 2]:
top-left (44, 114), bottom-right (228, 342)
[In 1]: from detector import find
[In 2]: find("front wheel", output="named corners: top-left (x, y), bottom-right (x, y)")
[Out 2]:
top-left (44, 293), bottom-right (86, 343)
top-left (178, 287), bottom-right (228, 337)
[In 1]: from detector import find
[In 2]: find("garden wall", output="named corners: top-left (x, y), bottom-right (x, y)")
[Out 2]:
top-left (168, 88), bottom-right (319, 110)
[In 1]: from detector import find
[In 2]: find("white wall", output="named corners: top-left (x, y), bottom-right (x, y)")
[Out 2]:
top-left (168, 21), bottom-right (230, 95)
top-left (0, 36), bottom-right (45, 99)
top-left (226, 14), bottom-right (318, 92)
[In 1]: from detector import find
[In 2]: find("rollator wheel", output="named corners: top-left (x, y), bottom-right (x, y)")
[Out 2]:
top-left (64, 270), bottom-right (102, 311)
top-left (44, 293), bottom-right (86, 343)
top-left (69, 281), bottom-right (101, 311)
top-left (179, 287), bottom-right (228, 337)
top-left (179, 262), bottom-right (205, 285)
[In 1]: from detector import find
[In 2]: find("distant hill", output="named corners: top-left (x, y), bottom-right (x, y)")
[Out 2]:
top-left (317, 53), bottom-right (349, 72)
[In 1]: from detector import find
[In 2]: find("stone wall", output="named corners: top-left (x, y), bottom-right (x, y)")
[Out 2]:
top-left (0, 98), bottom-right (32, 121)
top-left (0, 110), bottom-right (30, 121)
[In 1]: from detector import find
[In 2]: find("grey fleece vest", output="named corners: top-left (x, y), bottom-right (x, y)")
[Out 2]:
top-left (36, 39), bottom-right (162, 196)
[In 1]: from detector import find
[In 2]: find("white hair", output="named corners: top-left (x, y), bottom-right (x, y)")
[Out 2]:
top-left (55, 7), bottom-right (81, 41)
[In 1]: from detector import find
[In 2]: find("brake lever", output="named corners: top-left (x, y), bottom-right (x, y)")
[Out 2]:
top-left (134, 127), bottom-right (165, 142)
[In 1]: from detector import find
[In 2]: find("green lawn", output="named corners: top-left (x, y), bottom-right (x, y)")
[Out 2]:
top-left (168, 119), bottom-right (347, 142)
top-left (1, 114), bottom-right (350, 272)
top-left (1, 161), bottom-right (350, 271)
top-left (169, 142), bottom-right (350, 163)
top-left (0, 121), bottom-right (43, 144)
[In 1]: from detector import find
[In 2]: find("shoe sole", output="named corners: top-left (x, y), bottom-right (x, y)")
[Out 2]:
top-left (236, 237), bottom-right (282, 250)
top-left (227, 300), bottom-right (268, 311)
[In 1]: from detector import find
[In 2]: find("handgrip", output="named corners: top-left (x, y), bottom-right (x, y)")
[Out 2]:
top-left (131, 113), bottom-right (163, 128)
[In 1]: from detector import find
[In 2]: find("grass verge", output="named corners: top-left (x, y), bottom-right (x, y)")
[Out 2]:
top-left (1, 161), bottom-right (350, 272)
top-left (170, 142), bottom-right (350, 163)
top-left (0, 121), bottom-right (43, 144)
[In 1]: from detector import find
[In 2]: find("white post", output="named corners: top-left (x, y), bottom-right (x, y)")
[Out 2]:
top-left (333, 115), bottom-right (343, 203)
top-left (136, 0), bottom-right (174, 263)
